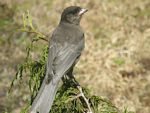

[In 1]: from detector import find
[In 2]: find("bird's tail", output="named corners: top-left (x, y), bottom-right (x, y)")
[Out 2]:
top-left (30, 77), bottom-right (59, 113)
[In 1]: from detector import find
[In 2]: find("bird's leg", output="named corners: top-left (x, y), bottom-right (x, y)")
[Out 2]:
top-left (66, 67), bottom-right (80, 86)
top-left (62, 75), bottom-right (68, 85)
top-left (70, 74), bottom-right (80, 86)
top-left (67, 69), bottom-right (93, 113)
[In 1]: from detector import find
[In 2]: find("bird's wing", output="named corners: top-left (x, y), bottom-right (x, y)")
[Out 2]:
top-left (47, 39), bottom-right (84, 83)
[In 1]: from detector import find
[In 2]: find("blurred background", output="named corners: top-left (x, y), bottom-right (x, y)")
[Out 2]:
top-left (0, 0), bottom-right (150, 113)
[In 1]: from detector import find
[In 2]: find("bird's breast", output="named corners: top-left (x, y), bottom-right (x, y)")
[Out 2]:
top-left (52, 23), bottom-right (84, 46)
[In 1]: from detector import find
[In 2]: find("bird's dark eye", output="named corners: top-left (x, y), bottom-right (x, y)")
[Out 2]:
top-left (70, 10), bottom-right (77, 15)
top-left (70, 8), bottom-right (80, 15)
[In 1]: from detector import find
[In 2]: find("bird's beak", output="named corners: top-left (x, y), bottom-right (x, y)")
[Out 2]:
top-left (78, 8), bottom-right (88, 15)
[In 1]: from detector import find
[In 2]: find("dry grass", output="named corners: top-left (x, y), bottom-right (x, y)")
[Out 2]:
top-left (0, 0), bottom-right (150, 113)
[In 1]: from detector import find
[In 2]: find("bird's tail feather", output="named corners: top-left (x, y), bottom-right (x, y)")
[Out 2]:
top-left (30, 77), bottom-right (59, 113)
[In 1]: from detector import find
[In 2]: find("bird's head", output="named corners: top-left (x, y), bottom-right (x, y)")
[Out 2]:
top-left (60, 6), bottom-right (88, 25)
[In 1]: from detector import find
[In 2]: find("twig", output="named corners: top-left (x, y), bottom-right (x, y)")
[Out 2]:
top-left (77, 86), bottom-right (93, 113)
top-left (65, 93), bottom-right (82, 103)
top-left (20, 29), bottom-right (49, 42)
top-left (36, 36), bottom-right (49, 42)
top-left (69, 76), bottom-right (93, 113)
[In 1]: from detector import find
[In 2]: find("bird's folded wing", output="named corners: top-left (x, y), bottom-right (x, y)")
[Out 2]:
top-left (47, 41), bottom-right (83, 83)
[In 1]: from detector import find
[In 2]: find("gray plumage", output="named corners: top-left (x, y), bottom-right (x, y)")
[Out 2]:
top-left (30, 6), bottom-right (87, 113)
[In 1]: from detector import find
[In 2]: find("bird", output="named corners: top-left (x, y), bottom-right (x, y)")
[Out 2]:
top-left (30, 6), bottom-right (88, 113)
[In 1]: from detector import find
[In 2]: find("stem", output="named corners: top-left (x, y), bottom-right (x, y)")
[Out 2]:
top-left (65, 93), bottom-right (82, 103)
top-left (77, 86), bottom-right (93, 113)
top-left (20, 29), bottom-right (49, 42)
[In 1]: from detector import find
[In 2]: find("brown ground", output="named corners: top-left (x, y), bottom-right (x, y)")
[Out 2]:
top-left (0, 0), bottom-right (150, 113)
